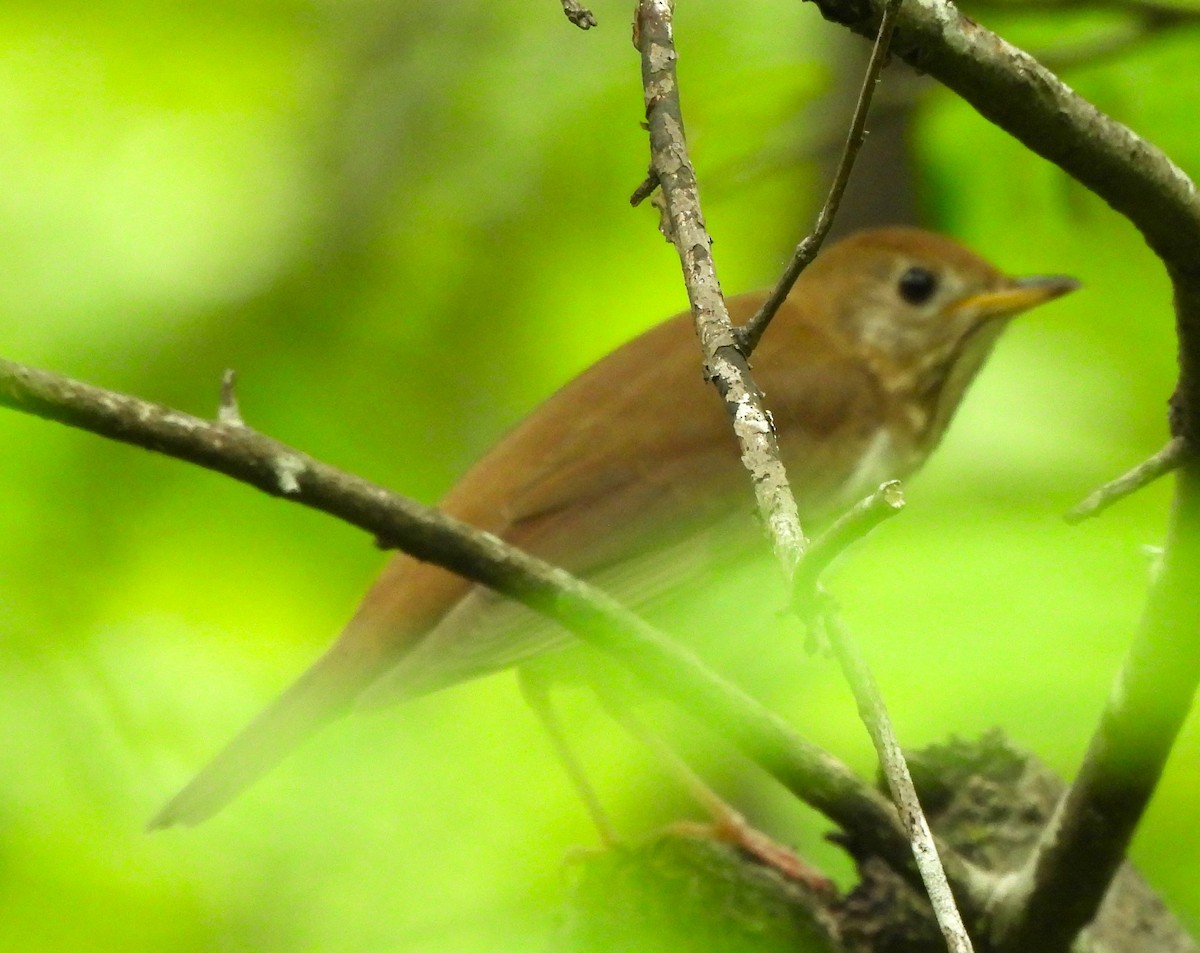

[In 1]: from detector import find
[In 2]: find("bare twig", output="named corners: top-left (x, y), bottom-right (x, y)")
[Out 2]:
top-left (1065, 437), bottom-right (1185, 523)
top-left (629, 167), bottom-right (659, 206)
top-left (218, 368), bottom-right (243, 426)
top-left (821, 604), bottom-right (975, 953)
top-left (635, 0), bottom-right (808, 576)
top-left (792, 480), bottom-right (905, 610)
top-left (559, 0), bottom-right (597, 29)
top-left (735, 0), bottom-right (903, 357)
top-left (791, 483), bottom-right (974, 952)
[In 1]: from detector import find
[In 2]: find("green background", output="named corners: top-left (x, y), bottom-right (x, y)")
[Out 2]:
top-left (0, 0), bottom-right (1195, 949)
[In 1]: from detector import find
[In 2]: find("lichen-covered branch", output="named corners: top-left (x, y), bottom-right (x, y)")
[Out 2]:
top-left (634, 0), bottom-right (808, 577)
top-left (636, 6), bottom-right (987, 949)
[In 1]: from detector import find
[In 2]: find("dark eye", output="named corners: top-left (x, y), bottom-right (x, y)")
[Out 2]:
top-left (897, 266), bottom-right (938, 305)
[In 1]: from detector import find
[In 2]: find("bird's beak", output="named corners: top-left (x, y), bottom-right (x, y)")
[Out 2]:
top-left (951, 274), bottom-right (1081, 320)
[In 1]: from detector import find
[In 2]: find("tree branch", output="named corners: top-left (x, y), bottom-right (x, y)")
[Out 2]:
top-left (635, 0), bottom-right (808, 577)
top-left (788, 483), bottom-right (977, 953)
top-left (1065, 438), bottom-right (1184, 524)
top-left (559, 0), bottom-right (597, 30)
top-left (736, 0), bottom-right (903, 356)
top-left (0, 355), bottom-right (983, 903)
top-left (638, 5), bottom-right (1003, 940)
top-left (636, 8), bottom-right (988, 948)
top-left (821, 604), bottom-right (976, 953)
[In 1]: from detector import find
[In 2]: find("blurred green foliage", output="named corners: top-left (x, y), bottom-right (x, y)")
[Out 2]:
top-left (0, 0), bottom-right (1197, 950)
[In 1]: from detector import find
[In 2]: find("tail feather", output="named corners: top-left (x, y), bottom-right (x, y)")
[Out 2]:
top-left (148, 646), bottom-right (377, 830)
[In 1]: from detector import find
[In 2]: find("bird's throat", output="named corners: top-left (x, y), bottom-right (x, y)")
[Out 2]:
top-left (853, 315), bottom-right (1010, 469)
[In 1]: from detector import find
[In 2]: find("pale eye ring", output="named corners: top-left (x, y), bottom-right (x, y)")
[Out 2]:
top-left (898, 266), bottom-right (938, 305)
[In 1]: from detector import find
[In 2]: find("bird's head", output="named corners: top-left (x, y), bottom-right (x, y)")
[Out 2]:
top-left (796, 227), bottom-right (1079, 437)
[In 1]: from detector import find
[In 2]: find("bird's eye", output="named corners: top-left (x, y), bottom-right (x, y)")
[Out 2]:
top-left (897, 266), bottom-right (938, 305)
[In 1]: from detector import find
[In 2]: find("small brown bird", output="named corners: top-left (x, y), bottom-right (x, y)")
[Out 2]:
top-left (150, 227), bottom-right (1077, 829)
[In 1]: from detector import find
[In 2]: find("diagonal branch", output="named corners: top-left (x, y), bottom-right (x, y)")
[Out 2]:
top-left (821, 604), bottom-right (974, 953)
top-left (736, 0), bottom-right (903, 356)
top-left (636, 5), bottom-right (982, 950)
top-left (0, 355), bottom-right (994, 909)
top-left (635, 0), bottom-right (808, 578)
top-left (793, 482), bottom-right (976, 953)
top-left (1065, 437), bottom-right (1185, 524)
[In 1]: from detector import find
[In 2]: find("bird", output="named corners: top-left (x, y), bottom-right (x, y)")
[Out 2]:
top-left (149, 226), bottom-right (1078, 830)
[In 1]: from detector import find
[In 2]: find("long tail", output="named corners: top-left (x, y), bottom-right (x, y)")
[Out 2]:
top-left (147, 644), bottom-right (379, 829)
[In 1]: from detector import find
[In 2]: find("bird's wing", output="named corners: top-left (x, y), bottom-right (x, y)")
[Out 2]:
top-left (440, 294), bottom-right (886, 574)
top-left (360, 296), bottom-right (889, 702)
top-left (150, 296), bottom-right (885, 825)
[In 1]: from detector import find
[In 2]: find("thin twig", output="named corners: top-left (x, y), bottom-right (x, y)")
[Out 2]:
top-left (735, 0), bottom-right (903, 357)
top-left (218, 368), bottom-right (243, 426)
top-left (559, 0), bottom-right (597, 29)
top-left (795, 487), bottom-right (975, 952)
top-left (635, 0), bottom-right (808, 577)
top-left (793, 480), bottom-right (905, 609)
top-left (821, 604), bottom-right (975, 953)
top-left (629, 167), bottom-right (659, 206)
top-left (1065, 437), bottom-right (1185, 523)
